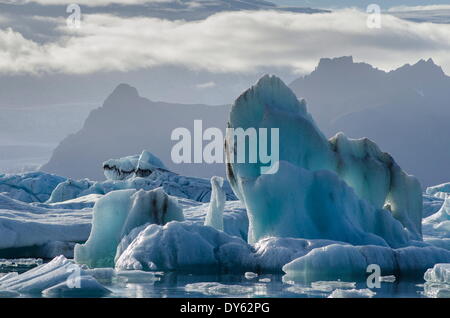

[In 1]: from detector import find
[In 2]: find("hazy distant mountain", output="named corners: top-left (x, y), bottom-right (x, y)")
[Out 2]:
top-left (290, 56), bottom-right (450, 187)
top-left (41, 84), bottom-right (230, 180)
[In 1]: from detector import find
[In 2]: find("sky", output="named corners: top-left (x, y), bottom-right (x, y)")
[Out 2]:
top-left (277, 0), bottom-right (450, 9)
top-left (0, 0), bottom-right (449, 77)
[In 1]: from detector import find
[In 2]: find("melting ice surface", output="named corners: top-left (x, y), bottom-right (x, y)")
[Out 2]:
top-left (2, 76), bottom-right (450, 297)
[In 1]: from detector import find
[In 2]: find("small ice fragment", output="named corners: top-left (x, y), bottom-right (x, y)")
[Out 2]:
top-left (328, 288), bottom-right (376, 298)
top-left (380, 275), bottom-right (396, 283)
top-left (245, 272), bottom-right (258, 280)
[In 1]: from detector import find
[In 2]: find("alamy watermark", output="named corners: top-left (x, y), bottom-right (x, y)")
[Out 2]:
top-left (171, 120), bottom-right (280, 174)
top-left (66, 4), bottom-right (81, 29)
top-left (367, 4), bottom-right (382, 29)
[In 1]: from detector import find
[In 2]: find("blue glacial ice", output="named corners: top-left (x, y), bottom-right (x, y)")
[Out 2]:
top-left (0, 255), bottom-right (108, 296)
top-left (4, 75), bottom-right (450, 296)
top-left (204, 176), bottom-right (226, 231)
top-left (47, 151), bottom-right (237, 204)
top-left (75, 188), bottom-right (184, 268)
top-left (225, 75), bottom-right (422, 245)
top-left (103, 150), bottom-right (167, 181)
top-left (115, 221), bottom-right (254, 272)
top-left (0, 172), bottom-right (65, 203)
top-left (0, 193), bottom-right (91, 255)
top-left (423, 263), bottom-right (450, 298)
top-left (426, 183), bottom-right (450, 199)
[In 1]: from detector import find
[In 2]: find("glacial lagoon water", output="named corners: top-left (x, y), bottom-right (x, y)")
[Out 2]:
top-left (0, 259), bottom-right (427, 298)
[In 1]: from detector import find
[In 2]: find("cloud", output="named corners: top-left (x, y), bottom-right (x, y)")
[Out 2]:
top-left (388, 5), bottom-right (450, 12)
top-left (0, 9), bottom-right (450, 75)
top-left (1, 0), bottom-right (171, 6)
top-left (196, 81), bottom-right (216, 89)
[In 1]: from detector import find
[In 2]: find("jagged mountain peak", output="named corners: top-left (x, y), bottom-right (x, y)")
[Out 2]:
top-left (103, 83), bottom-right (141, 108)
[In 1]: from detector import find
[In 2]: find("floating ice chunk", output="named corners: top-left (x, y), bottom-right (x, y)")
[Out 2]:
top-left (185, 282), bottom-right (255, 296)
top-left (253, 237), bottom-right (338, 272)
top-left (103, 150), bottom-right (167, 181)
top-left (225, 75), bottom-right (422, 244)
top-left (115, 270), bottom-right (160, 284)
top-left (426, 183), bottom-right (450, 199)
top-left (75, 188), bottom-right (183, 268)
top-left (0, 172), bottom-right (66, 203)
top-left (0, 272), bottom-right (18, 283)
top-left (423, 195), bottom-right (444, 218)
top-left (42, 193), bottom-right (103, 210)
top-left (282, 245), bottom-right (368, 282)
top-left (245, 272), bottom-right (258, 280)
top-left (204, 176), bottom-right (225, 231)
top-left (0, 193), bottom-right (91, 253)
top-left (0, 255), bottom-right (110, 297)
top-left (0, 258), bottom-right (43, 268)
top-left (0, 256), bottom-right (77, 294)
top-left (259, 278), bottom-right (271, 283)
top-left (424, 283), bottom-right (450, 298)
top-left (48, 166), bottom-right (236, 204)
top-left (47, 179), bottom-right (93, 203)
top-left (424, 264), bottom-right (450, 284)
top-left (380, 275), bottom-right (396, 283)
top-left (310, 281), bottom-right (356, 292)
top-left (42, 275), bottom-right (111, 298)
top-left (282, 244), bottom-right (450, 282)
top-left (328, 288), bottom-right (376, 298)
top-left (115, 221), bottom-right (254, 272)
top-left (423, 197), bottom-right (450, 239)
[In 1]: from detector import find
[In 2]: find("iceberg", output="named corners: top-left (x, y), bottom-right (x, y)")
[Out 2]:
top-left (426, 183), bottom-right (450, 199)
top-left (0, 255), bottom-right (107, 296)
top-left (423, 197), bottom-right (450, 239)
top-left (424, 263), bottom-right (450, 284)
top-left (47, 179), bottom-right (93, 204)
top-left (47, 152), bottom-right (237, 204)
top-left (0, 172), bottom-right (65, 203)
top-left (42, 275), bottom-right (111, 298)
top-left (282, 244), bottom-right (450, 282)
top-left (204, 176), bottom-right (226, 231)
top-left (424, 263), bottom-right (450, 298)
top-left (0, 193), bottom-right (91, 254)
top-left (103, 150), bottom-right (167, 181)
top-left (74, 188), bottom-right (184, 268)
top-left (115, 221), bottom-right (254, 272)
top-left (328, 288), bottom-right (376, 298)
top-left (184, 282), bottom-right (255, 297)
top-left (225, 75), bottom-right (422, 245)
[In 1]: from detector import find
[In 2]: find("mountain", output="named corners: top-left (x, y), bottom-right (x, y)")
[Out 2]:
top-left (290, 56), bottom-right (450, 187)
top-left (41, 84), bottom-right (230, 180)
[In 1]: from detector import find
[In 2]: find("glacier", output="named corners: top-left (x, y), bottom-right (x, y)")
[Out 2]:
top-left (225, 75), bottom-right (422, 245)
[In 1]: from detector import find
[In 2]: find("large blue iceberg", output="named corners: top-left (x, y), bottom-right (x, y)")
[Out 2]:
top-left (225, 75), bottom-right (423, 246)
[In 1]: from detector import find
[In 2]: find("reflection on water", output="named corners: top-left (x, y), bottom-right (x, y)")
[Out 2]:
top-left (0, 260), bottom-right (428, 298)
top-left (106, 272), bottom-right (426, 298)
